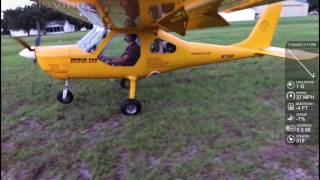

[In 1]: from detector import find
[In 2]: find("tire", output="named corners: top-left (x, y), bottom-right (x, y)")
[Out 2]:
top-left (120, 99), bottom-right (142, 115)
top-left (57, 90), bottom-right (73, 104)
top-left (120, 79), bottom-right (130, 89)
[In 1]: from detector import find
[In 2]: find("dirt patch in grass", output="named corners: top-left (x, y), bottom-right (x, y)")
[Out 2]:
top-left (7, 117), bottom-right (46, 131)
top-left (115, 148), bottom-right (130, 180)
top-left (181, 145), bottom-right (200, 161)
top-left (71, 161), bottom-right (92, 180)
top-left (213, 149), bottom-right (234, 163)
top-left (80, 116), bottom-right (122, 148)
top-left (260, 88), bottom-right (282, 101)
top-left (223, 121), bottom-right (243, 138)
top-left (7, 100), bottom-right (25, 114)
top-left (2, 118), bottom-right (61, 179)
top-left (258, 88), bottom-right (283, 110)
top-left (147, 156), bottom-right (161, 169)
top-left (259, 140), bottom-right (319, 179)
top-left (201, 171), bottom-right (234, 180)
top-left (2, 116), bottom-right (124, 179)
top-left (2, 117), bottom-right (48, 153)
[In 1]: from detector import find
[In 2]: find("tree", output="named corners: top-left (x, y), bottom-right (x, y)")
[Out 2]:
top-left (1, 17), bottom-right (10, 35)
top-left (2, 5), bottom-right (91, 36)
top-left (3, 7), bottom-right (42, 36)
top-left (308, 0), bottom-right (319, 12)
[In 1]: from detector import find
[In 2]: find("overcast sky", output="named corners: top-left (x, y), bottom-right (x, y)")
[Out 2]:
top-left (1, 0), bottom-right (35, 11)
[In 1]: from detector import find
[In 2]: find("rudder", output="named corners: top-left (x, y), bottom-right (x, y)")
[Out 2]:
top-left (233, 3), bottom-right (283, 49)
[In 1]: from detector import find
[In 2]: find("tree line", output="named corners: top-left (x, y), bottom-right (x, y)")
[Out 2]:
top-left (308, 0), bottom-right (319, 11)
top-left (1, 5), bottom-right (92, 35)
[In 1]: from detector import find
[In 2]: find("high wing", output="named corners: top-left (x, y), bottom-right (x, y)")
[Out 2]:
top-left (34, 0), bottom-right (284, 35)
top-left (220, 0), bottom-right (284, 12)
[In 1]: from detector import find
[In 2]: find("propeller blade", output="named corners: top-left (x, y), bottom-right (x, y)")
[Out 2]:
top-left (35, 21), bottom-right (41, 46)
top-left (13, 37), bottom-right (32, 51)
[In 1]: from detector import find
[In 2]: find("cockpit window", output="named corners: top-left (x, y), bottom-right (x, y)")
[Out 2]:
top-left (76, 3), bottom-right (109, 52)
top-left (76, 26), bottom-right (109, 52)
top-left (150, 38), bottom-right (176, 54)
top-left (101, 34), bottom-right (129, 57)
top-left (98, 34), bottom-right (141, 66)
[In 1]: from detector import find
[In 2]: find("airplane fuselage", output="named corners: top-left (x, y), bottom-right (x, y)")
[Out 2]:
top-left (36, 29), bottom-right (258, 80)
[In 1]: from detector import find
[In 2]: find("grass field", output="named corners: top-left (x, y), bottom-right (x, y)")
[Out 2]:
top-left (1, 16), bottom-right (319, 179)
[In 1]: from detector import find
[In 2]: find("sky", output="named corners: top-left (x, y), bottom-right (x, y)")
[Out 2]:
top-left (1, 0), bottom-right (35, 18)
top-left (1, 0), bottom-right (35, 11)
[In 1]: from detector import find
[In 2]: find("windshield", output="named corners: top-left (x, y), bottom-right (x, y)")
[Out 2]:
top-left (76, 26), bottom-right (109, 52)
top-left (76, 3), bottom-right (110, 52)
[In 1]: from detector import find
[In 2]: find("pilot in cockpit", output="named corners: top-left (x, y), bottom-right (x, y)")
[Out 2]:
top-left (98, 34), bottom-right (140, 66)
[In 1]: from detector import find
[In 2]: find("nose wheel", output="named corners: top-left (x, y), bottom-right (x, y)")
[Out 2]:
top-left (57, 80), bottom-right (73, 104)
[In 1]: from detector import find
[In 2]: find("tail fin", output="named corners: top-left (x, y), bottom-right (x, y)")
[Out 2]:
top-left (232, 3), bottom-right (319, 60)
top-left (233, 3), bottom-right (283, 49)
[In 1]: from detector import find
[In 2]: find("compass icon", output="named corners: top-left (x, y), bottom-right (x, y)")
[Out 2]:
top-left (287, 135), bottom-right (295, 144)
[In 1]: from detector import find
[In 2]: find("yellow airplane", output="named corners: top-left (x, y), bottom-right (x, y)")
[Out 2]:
top-left (14, 0), bottom-right (318, 115)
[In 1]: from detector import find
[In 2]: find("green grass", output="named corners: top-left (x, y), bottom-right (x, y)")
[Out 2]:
top-left (1, 16), bottom-right (319, 179)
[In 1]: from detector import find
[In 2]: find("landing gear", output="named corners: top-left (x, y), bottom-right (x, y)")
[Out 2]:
top-left (120, 76), bottom-right (142, 116)
top-left (55, 78), bottom-right (142, 115)
top-left (121, 99), bottom-right (141, 115)
top-left (57, 80), bottom-right (73, 104)
top-left (120, 78), bottom-right (130, 89)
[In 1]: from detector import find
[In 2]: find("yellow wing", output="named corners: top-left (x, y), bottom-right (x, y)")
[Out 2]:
top-left (34, 0), bottom-right (285, 35)
top-left (220, 0), bottom-right (284, 12)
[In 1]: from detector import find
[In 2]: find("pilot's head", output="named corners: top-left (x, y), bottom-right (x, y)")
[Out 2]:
top-left (124, 34), bottom-right (137, 44)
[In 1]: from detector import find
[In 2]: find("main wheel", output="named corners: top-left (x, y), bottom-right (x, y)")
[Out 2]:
top-left (57, 90), bottom-right (73, 104)
top-left (120, 79), bottom-right (130, 89)
top-left (120, 99), bottom-right (142, 115)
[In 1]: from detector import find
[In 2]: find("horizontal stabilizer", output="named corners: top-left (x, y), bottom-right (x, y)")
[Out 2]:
top-left (258, 47), bottom-right (319, 60)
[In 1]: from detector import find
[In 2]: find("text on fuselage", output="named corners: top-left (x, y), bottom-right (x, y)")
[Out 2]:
top-left (70, 58), bottom-right (98, 63)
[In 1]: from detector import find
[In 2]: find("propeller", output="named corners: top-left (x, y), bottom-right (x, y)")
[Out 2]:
top-left (14, 37), bottom-right (32, 51)
top-left (14, 21), bottom-right (41, 63)
top-left (35, 21), bottom-right (41, 46)
top-left (13, 21), bottom-right (43, 95)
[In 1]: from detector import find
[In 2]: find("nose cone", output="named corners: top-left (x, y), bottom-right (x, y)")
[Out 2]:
top-left (19, 48), bottom-right (36, 60)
